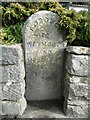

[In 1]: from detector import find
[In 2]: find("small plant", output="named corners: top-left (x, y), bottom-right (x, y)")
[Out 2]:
top-left (71, 10), bottom-right (90, 47)
top-left (0, 2), bottom-right (90, 47)
top-left (0, 22), bottom-right (24, 45)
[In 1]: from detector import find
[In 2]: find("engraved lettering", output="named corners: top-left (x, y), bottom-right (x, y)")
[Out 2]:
top-left (33, 20), bottom-right (38, 27)
top-left (44, 17), bottom-right (49, 22)
top-left (42, 33), bottom-right (46, 37)
top-left (50, 18), bottom-right (55, 24)
top-left (30, 27), bottom-right (34, 31)
top-left (23, 11), bottom-right (66, 101)
top-left (47, 41), bottom-right (51, 47)
top-left (38, 18), bottom-right (43, 23)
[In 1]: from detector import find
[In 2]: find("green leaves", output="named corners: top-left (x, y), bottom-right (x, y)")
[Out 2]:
top-left (72, 11), bottom-right (90, 47)
top-left (1, 2), bottom-right (90, 46)
top-left (0, 22), bottom-right (24, 45)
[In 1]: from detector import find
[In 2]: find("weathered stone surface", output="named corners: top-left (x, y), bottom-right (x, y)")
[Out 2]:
top-left (17, 100), bottom-right (66, 118)
top-left (65, 73), bottom-right (89, 84)
top-left (68, 83), bottom-right (88, 100)
top-left (0, 97), bottom-right (27, 116)
top-left (66, 54), bottom-right (89, 76)
top-left (64, 74), bottom-right (88, 100)
top-left (0, 44), bottom-right (23, 65)
top-left (0, 44), bottom-right (26, 116)
top-left (67, 100), bottom-right (88, 118)
top-left (0, 64), bottom-right (25, 83)
top-left (0, 80), bottom-right (25, 101)
top-left (23, 10), bottom-right (67, 100)
top-left (63, 73), bottom-right (89, 116)
top-left (89, 79), bottom-right (90, 99)
top-left (64, 46), bottom-right (89, 117)
top-left (66, 46), bottom-right (90, 55)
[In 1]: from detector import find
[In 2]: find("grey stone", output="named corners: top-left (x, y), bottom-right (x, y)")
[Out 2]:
top-left (64, 74), bottom-right (88, 100)
top-left (0, 64), bottom-right (25, 83)
top-left (0, 44), bottom-right (24, 65)
top-left (63, 73), bottom-right (89, 116)
top-left (0, 97), bottom-right (27, 116)
top-left (68, 83), bottom-right (88, 100)
top-left (23, 11), bottom-right (67, 100)
top-left (66, 46), bottom-right (90, 55)
top-left (66, 54), bottom-right (89, 76)
top-left (65, 73), bottom-right (89, 84)
top-left (0, 44), bottom-right (26, 116)
top-left (89, 79), bottom-right (90, 99)
top-left (18, 100), bottom-right (66, 118)
top-left (67, 100), bottom-right (88, 118)
top-left (0, 80), bottom-right (25, 101)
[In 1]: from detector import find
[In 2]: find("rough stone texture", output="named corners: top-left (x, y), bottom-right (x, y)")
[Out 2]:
top-left (66, 54), bottom-right (89, 76)
top-left (0, 44), bottom-right (26, 116)
top-left (66, 46), bottom-right (90, 55)
top-left (89, 78), bottom-right (90, 99)
top-left (89, 100), bottom-right (90, 117)
top-left (63, 81), bottom-right (88, 118)
top-left (0, 97), bottom-right (27, 116)
top-left (0, 64), bottom-right (25, 83)
top-left (64, 74), bottom-right (88, 100)
top-left (0, 44), bottom-right (23, 65)
top-left (0, 81), bottom-right (25, 101)
top-left (64, 46), bottom-right (89, 118)
top-left (17, 100), bottom-right (66, 118)
top-left (65, 73), bottom-right (89, 84)
top-left (23, 10), bottom-right (67, 100)
top-left (68, 83), bottom-right (88, 100)
top-left (67, 100), bottom-right (88, 118)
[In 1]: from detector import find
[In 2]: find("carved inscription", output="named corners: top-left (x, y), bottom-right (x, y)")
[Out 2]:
top-left (29, 17), bottom-right (57, 38)
top-left (23, 11), bottom-right (66, 100)
top-left (27, 41), bottom-right (65, 47)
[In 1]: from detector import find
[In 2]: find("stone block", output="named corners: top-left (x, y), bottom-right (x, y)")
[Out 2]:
top-left (64, 74), bottom-right (88, 100)
top-left (66, 54), bottom-right (89, 76)
top-left (23, 10), bottom-right (67, 100)
top-left (0, 97), bottom-right (27, 116)
top-left (0, 44), bottom-right (24, 65)
top-left (0, 64), bottom-right (25, 83)
top-left (65, 73), bottom-right (89, 84)
top-left (66, 46), bottom-right (90, 55)
top-left (67, 100), bottom-right (88, 118)
top-left (0, 81), bottom-right (25, 101)
top-left (88, 101), bottom-right (90, 117)
top-left (68, 83), bottom-right (88, 100)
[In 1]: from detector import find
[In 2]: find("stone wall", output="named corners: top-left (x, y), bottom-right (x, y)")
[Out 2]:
top-left (63, 46), bottom-right (89, 118)
top-left (23, 10), bottom-right (67, 101)
top-left (0, 11), bottom-right (89, 118)
top-left (0, 44), bottom-right (26, 116)
top-left (0, 44), bottom-right (89, 118)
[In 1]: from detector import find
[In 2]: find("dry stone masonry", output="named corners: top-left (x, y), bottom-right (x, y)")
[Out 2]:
top-left (63, 46), bottom-right (90, 118)
top-left (0, 11), bottom-right (89, 118)
top-left (23, 10), bottom-right (67, 100)
top-left (0, 44), bottom-right (26, 116)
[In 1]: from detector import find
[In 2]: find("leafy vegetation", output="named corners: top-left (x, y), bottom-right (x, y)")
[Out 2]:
top-left (0, 22), bottom-right (24, 45)
top-left (0, 2), bottom-right (90, 46)
top-left (71, 11), bottom-right (90, 46)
